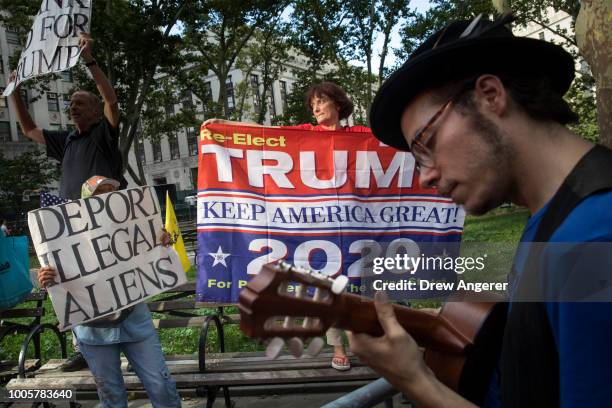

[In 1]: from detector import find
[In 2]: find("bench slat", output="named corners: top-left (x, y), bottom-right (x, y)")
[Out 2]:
top-left (167, 282), bottom-right (195, 292)
top-left (22, 291), bottom-right (47, 301)
top-left (151, 316), bottom-right (208, 329)
top-left (35, 355), bottom-right (366, 378)
top-left (0, 308), bottom-right (45, 318)
top-left (147, 301), bottom-right (199, 312)
top-left (0, 359), bottom-right (40, 379)
top-left (8, 367), bottom-right (377, 390)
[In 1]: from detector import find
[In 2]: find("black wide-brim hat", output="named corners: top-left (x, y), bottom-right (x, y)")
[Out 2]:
top-left (369, 15), bottom-right (575, 151)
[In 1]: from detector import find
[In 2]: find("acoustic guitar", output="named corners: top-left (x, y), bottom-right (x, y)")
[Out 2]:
top-left (238, 261), bottom-right (508, 406)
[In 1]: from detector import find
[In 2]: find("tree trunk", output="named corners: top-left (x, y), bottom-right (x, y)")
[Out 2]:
top-left (575, 0), bottom-right (612, 146)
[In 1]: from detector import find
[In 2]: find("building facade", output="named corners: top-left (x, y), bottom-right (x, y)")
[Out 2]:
top-left (130, 61), bottom-right (307, 200)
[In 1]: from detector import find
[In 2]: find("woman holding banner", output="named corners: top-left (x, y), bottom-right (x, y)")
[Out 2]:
top-left (37, 176), bottom-right (181, 408)
top-left (204, 82), bottom-right (370, 371)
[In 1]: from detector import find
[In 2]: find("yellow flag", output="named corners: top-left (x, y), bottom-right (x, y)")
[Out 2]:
top-left (165, 192), bottom-right (191, 272)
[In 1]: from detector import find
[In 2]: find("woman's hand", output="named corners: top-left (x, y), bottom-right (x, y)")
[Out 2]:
top-left (38, 266), bottom-right (57, 288)
top-left (202, 118), bottom-right (266, 127)
top-left (202, 118), bottom-right (228, 126)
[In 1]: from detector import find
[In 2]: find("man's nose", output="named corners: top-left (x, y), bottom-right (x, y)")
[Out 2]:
top-left (418, 165), bottom-right (441, 190)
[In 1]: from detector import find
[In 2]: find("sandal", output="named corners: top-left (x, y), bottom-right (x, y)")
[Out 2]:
top-left (331, 355), bottom-right (351, 371)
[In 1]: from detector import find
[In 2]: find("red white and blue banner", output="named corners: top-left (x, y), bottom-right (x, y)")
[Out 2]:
top-left (196, 123), bottom-right (465, 302)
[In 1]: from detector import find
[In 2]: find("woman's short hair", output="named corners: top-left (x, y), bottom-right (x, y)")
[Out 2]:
top-left (305, 82), bottom-right (354, 120)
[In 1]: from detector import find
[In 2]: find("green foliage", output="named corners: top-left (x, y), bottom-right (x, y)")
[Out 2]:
top-left (463, 206), bottom-right (529, 243)
top-left (177, 0), bottom-right (289, 120)
top-left (396, 0), bottom-right (495, 64)
top-left (289, 0), bottom-right (348, 77)
top-left (0, 149), bottom-right (59, 221)
top-left (566, 74), bottom-right (600, 143)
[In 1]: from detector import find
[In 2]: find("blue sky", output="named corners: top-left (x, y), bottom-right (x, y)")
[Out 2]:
top-left (366, 0), bottom-right (431, 72)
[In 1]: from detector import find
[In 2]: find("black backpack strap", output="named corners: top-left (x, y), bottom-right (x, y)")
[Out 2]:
top-left (535, 145), bottom-right (612, 241)
top-left (501, 145), bottom-right (612, 407)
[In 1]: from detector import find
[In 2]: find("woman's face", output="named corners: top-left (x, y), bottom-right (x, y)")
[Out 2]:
top-left (311, 94), bottom-right (340, 127)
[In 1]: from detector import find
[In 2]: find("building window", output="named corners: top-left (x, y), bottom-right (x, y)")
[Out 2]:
top-left (152, 141), bottom-right (162, 162)
top-left (190, 167), bottom-right (198, 189)
top-left (62, 94), bottom-right (71, 111)
top-left (169, 134), bottom-right (180, 159)
top-left (5, 28), bottom-right (20, 45)
top-left (61, 70), bottom-right (73, 82)
top-left (0, 88), bottom-right (7, 108)
top-left (47, 92), bottom-right (59, 111)
top-left (187, 127), bottom-right (198, 156)
top-left (136, 136), bottom-right (146, 164)
top-left (16, 125), bottom-right (28, 142)
top-left (538, 32), bottom-right (545, 40)
top-left (225, 76), bottom-right (235, 115)
top-left (165, 102), bottom-right (175, 116)
top-left (280, 80), bottom-right (288, 111)
top-left (0, 122), bottom-right (11, 142)
top-left (153, 176), bottom-right (167, 185)
top-left (250, 74), bottom-right (261, 111)
top-left (182, 90), bottom-right (193, 109)
top-left (0, 57), bottom-right (4, 73)
top-left (203, 82), bottom-right (213, 104)
top-left (19, 88), bottom-right (29, 109)
top-left (268, 90), bottom-right (276, 118)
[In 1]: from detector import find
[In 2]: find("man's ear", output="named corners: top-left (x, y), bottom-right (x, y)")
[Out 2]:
top-left (474, 75), bottom-right (508, 117)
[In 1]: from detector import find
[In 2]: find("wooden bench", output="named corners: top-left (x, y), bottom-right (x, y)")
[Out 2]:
top-left (5, 281), bottom-right (378, 407)
top-left (1, 282), bottom-right (66, 383)
top-left (7, 351), bottom-right (378, 407)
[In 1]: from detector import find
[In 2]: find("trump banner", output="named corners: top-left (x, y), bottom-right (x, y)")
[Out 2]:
top-left (196, 123), bottom-right (465, 303)
top-left (28, 186), bottom-right (187, 330)
top-left (3, 0), bottom-right (92, 96)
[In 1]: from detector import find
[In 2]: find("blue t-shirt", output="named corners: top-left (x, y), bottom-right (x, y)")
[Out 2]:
top-left (486, 190), bottom-right (612, 407)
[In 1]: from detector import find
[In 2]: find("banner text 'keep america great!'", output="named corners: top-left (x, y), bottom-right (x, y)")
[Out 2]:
top-left (196, 124), bottom-right (465, 302)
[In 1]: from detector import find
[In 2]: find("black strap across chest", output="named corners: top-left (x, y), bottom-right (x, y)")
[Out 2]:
top-left (501, 145), bottom-right (612, 407)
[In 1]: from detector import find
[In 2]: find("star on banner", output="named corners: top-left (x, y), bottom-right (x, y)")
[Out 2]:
top-left (209, 246), bottom-right (230, 267)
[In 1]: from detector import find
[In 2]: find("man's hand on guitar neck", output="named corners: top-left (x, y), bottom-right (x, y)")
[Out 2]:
top-left (347, 292), bottom-right (476, 408)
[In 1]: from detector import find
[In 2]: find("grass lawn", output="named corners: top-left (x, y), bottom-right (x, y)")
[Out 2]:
top-left (1, 206), bottom-right (529, 363)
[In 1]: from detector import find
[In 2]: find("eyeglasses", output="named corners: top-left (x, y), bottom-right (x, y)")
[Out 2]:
top-left (409, 98), bottom-right (453, 171)
top-left (409, 77), bottom-right (478, 170)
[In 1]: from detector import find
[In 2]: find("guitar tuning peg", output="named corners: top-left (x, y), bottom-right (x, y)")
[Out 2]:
top-left (305, 337), bottom-right (325, 357)
top-left (287, 337), bottom-right (304, 357)
top-left (266, 337), bottom-right (285, 359)
top-left (331, 275), bottom-right (349, 294)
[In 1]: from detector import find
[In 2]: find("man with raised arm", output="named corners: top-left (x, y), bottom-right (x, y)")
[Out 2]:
top-left (9, 32), bottom-right (121, 200)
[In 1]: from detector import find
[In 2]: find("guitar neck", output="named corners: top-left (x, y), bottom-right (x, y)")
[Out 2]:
top-left (333, 292), bottom-right (472, 354)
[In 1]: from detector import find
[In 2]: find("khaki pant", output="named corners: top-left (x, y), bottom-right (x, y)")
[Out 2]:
top-left (326, 327), bottom-right (344, 347)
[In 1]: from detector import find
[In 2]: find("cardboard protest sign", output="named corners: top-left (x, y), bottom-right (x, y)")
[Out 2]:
top-left (3, 0), bottom-right (92, 97)
top-left (28, 186), bottom-right (187, 330)
top-left (195, 123), bottom-right (466, 303)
